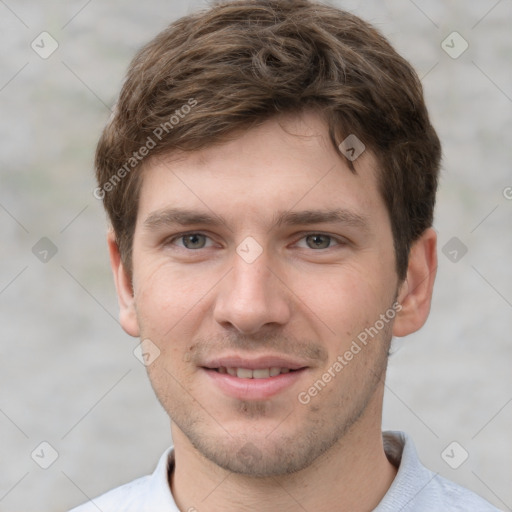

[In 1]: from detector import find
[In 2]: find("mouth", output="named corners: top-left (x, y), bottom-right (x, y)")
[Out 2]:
top-left (211, 367), bottom-right (299, 379)
top-left (200, 356), bottom-right (309, 400)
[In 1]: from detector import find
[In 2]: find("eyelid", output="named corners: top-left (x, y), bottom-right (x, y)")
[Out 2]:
top-left (293, 232), bottom-right (346, 249)
top-left (165, 231), bottom-right (216, 249)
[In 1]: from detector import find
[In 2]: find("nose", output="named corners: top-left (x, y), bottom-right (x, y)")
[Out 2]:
top-left (213, 248), bottom-right (292, 335)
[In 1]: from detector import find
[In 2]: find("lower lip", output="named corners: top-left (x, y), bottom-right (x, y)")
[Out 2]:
top-left (202, 368), bottom-right (307, 400)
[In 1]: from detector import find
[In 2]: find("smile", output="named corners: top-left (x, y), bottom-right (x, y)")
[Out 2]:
top-left (203, 366), bottom-right (307, 400)
top-left (214, 367), bottom-right (295, 378)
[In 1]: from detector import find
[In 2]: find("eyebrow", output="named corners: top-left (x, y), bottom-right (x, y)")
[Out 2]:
top-left (143, 207), bottom-right (370, 233)
top-left (272, 208), bottom-right (369, 232)
top-left (144, 208), bottom-right (227, 230)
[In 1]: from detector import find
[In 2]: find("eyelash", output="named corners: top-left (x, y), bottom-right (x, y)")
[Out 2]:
top-left (165, 232), bottom-right (346, 250)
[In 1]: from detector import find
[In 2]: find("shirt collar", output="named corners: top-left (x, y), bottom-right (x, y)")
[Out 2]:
top-left (143, 446), bottom-right (179, 511)
top-left (374, 430), bottom-right (437, 511)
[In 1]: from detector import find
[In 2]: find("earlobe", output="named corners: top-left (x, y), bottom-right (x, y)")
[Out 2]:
top-left (393, 228), bottom-right (437, 338)
top-left (107, 230), bottom-right (140, 337)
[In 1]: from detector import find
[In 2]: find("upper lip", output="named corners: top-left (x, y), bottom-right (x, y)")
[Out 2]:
top-left (201, 355), bottom-right (308, 370)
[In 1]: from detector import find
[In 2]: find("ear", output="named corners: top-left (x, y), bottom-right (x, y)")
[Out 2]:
top-left (393, 228), bottom-right (437, 337)
top-left (107, 230), bottom-right (140, 337)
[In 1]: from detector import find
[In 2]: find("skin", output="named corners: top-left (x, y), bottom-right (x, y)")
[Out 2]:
top-left (109, 111), bottom-right (437, 512)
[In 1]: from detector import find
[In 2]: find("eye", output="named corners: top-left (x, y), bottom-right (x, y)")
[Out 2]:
top-left (297, 234), bottom-right (342, 250)
top-left (170, 233), bottom-right (213, 250)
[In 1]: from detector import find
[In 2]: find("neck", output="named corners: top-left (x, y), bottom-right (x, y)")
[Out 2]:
top-left (169, 398), bottom-right (397, 512)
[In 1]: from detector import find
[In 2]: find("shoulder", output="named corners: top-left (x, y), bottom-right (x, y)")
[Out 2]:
top-left (68, 475), bottom-right (153, 512)
top-left (426, 472), bottom-right (503, 511)
top-left (379, 431), bottom-right (502, 511)
top-left (68, 446), bottom-right (177, 512)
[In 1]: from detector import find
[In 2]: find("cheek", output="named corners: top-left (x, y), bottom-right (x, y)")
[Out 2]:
top-left (299, 265), bottom-right (384, 337)
top-left (133, 261), bottom-right (217, 351)
top-left (303, 270), bottom-right (396, 371)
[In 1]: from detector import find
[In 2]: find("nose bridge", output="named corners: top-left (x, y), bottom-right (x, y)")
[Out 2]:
top-left (233, 248), bottom-right (274, 301)
top-left (213, 243), bottom-right (290, 333)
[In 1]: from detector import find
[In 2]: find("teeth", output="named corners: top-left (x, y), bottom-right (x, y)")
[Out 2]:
top-left (269, 367), bottom-right (281, 377)
top-left (236, 368), bottom-right (253, 379)
top-left (253, 368), bottom-right (270, 379)
top-left (218, 367), bottom-right (294, 378)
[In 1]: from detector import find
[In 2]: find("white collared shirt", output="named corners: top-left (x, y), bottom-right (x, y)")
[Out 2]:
top-left (69, 431), bottom-right (501, 511)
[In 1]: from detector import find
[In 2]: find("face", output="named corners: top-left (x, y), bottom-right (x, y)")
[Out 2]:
top-left (120, 112), bottom-right (404, 476)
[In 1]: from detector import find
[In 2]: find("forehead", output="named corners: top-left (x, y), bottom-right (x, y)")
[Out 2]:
top-left (136, 112), bottom-right (388, 232)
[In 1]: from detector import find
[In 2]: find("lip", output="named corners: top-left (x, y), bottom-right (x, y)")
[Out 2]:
top-left (201, 355), bottom-right (307, 371)
top-left (203, 367), bottom-right (307, 400)
top-left (200, 354), bottom-right (309, 401)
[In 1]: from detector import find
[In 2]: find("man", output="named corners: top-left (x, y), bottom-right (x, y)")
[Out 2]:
top-left (72, 0), bottom-right (500, 510)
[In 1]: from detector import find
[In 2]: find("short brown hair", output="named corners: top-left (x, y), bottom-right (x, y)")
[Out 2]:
top-left (95, 0), bottom-right (441, 280)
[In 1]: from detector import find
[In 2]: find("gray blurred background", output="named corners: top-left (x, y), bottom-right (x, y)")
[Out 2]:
top-left (0, 1), bottom-right (511, 510)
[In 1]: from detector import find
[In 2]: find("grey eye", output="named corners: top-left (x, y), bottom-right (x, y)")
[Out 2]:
top-left (181, 234), bottom-right (207, 249)
top-left (305, 234), bottom-right (333, 249)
